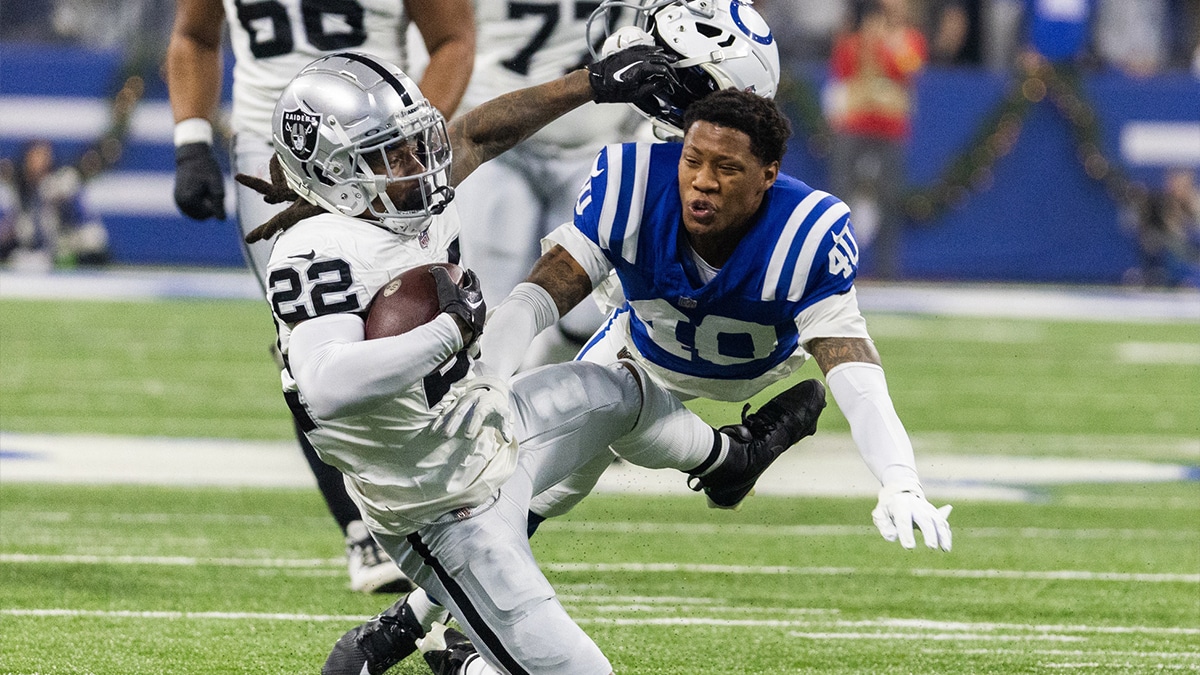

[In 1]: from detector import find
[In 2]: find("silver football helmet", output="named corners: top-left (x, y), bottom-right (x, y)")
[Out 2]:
top-left (588, 0), bottom-right (780, 137)
top-left (272, 52), bottom-right (454, 236)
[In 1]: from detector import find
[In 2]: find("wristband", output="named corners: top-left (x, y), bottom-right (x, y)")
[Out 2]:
top-left (174, 118), bottom-right (214, 147)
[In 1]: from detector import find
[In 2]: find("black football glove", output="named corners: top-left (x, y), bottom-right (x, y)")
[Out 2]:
top-left (174, 142), bottom-right (227, 220)
top-left (587, 44), bottom-right (679, 105)
top-left (431, 266), bottom-right (487, 347)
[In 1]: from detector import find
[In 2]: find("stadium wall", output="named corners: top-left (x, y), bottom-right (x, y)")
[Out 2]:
top-left (2, 44), bottom-right (1198, 282)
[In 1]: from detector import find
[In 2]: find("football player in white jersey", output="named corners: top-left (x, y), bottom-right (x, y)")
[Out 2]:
top-left (452, 0), bottom-right (647, 367)
top-left (246, 51), bottom-right (826, 675)
top-left (470, 0), bottom-right (954, 552)
top-left (165, 0), bottom-right (475, 593)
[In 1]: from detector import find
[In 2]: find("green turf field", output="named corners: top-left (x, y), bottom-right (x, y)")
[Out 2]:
top-left (1, 296), bottom-right (1198, 673)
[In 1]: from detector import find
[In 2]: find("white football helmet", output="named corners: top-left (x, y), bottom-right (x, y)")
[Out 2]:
top-left (588, 0), bottom-right (780, 137)
top-left (272, 52), bottom-right (454, 237)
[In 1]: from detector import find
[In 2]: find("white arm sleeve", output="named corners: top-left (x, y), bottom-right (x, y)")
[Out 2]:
top-left (824, 361), bottom-right (922, 491)
top-left (289, 312), bottom-right (464, 420)
top-left (475, 282), bottom-right (560, 380)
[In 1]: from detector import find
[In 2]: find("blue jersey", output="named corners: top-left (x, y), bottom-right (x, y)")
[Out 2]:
top-left (573, 142), bottom-right (858, 384)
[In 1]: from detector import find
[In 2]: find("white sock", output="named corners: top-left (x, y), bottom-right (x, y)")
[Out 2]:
top-left (407, 588), bottom-right (449, 631)
top-left (690, 431), bottom-right (731, 477)
top-left (609, 361), bottom-right (716, 471)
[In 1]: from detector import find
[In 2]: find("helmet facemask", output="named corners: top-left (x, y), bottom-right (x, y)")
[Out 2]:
top-left (337, 104), bottom-right (455, 235)
top-left (273, 52), bottom-right (455, 238)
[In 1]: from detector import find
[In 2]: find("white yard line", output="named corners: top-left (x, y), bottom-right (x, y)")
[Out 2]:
top-left (5, 510), bottom-right (1193, 541)
top-left (3, 607), bottom-right (1195, 639)
top-left (1, 608), bottom-right (365, 622)
top-left (2, 431), bottom-right (1194, 502)
top-left (542, 521), bottom-right (1199, 540)
top-left (3, 553), bottom-right (1194, 584)
top-left (3, 270), bottom-right (1198, 322)
top-left (544, 562), bottom-right (1200, 584)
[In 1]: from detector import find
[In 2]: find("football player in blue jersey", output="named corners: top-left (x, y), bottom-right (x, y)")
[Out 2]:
top-left (472, 87), bottom-right (954, 553)
top-left (457, 0), bottom-right (953, 552)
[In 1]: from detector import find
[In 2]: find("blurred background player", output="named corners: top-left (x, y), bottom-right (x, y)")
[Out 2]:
top-left (165, 0), bottom-right (476, 593)
top-left (448, 0), bottom-right (649, 368)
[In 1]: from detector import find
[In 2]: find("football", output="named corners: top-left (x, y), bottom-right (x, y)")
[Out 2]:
top-left (364, 263), bottom-right (464, 339)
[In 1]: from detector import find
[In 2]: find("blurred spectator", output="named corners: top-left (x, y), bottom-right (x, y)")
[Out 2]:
top-left (1173, 0), bottom-right (1200, 72)
top-left (1092, 0), bottom-right (1169, 76)
top-left (0, 0), bottom-right (173, 51)
top-left (0, 0), bottom-right (62, 42)
top-left (0, 141), bottom-right (110, 271)
top-left (756, 0), bottom-right (849, 68)
top-left (984, 0), bottom-right (1027, 70)
top-left (825, 0), bottom-right (927, 280)
top-left (1125, 168), bottom-right (1200, 288)
top-left (920, 0), bottom-right (985, 65)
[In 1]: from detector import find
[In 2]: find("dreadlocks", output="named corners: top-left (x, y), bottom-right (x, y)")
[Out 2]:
top-left (237, 154), bottom-right (325, 243)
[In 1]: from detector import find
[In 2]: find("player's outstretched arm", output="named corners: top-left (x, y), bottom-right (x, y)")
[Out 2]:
top-left (405, 0), bottom-right (475, 118)
top-left (472, 245), bottom-right (594, 381)
top-left (807, 336), bottom-right (953, 552)
top-left (166, 0), bottom-right (227, 220)
top-left (446, 44), bottom-right (677, 186)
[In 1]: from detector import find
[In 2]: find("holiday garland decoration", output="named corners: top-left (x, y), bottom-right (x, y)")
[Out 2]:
top-left (77, 73), bottom-right (145, 180)
top-left (773, 58), bottom-right (1139, 225)
top-left (906, 56), bottom-right (1136, 223)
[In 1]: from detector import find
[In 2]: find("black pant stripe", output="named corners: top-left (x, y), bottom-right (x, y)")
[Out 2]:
top-left (406, 532), bottom-right (530, 675)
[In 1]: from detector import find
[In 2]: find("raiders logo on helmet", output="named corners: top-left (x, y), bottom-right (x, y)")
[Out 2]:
top-left (281, 108), bottom-right (321, 161)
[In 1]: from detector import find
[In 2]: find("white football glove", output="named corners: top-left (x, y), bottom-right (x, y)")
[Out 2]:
top-left (872, 483), bottom-right (953, 552)
top-left (431, 376), bottom-right (513, 443)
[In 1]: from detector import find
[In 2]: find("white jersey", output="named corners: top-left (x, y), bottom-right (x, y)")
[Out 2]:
top-left (267, 208), bottom-right (519, 535)
top-left (459, 0), bottom-right (630, 155)
top-left (224, 0), bottom-right (407, 139)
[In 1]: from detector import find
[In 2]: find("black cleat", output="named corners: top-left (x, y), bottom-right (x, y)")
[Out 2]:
top-left (689, 379), bottom-right (826, 509)
top-left (322, 593), bottom-right (426, 675)
top-left (420, 624), bottom-right (482, 675)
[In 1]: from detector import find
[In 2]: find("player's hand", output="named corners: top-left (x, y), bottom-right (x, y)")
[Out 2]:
top-left (431, 376), bottom-right (513, 443)
top-left (872, 483), bottom-right (953, 551)
top-left (174, 142), bottom-right (227, 220)
top-left (431, 266), bottom-right (487, 347)
top-left (588, 44), bottom-right (679, 105)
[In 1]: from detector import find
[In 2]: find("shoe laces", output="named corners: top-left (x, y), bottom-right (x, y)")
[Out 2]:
top-left (352, 538), bottom-right (388, 568)
top-left (723, 400), bottom-right (789, 445)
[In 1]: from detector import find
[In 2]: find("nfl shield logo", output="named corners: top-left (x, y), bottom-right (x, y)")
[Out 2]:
top-left (281, 108), bottom-right (321, 162)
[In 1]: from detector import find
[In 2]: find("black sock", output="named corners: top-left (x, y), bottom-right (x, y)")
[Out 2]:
top-left (527, 511), bottom-right (547, 538)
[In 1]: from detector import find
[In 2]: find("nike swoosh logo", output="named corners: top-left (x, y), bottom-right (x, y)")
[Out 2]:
top-left (611, 62), bottom-right (639, 83)
top-left (289, 250), bottom-right (316, 260)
